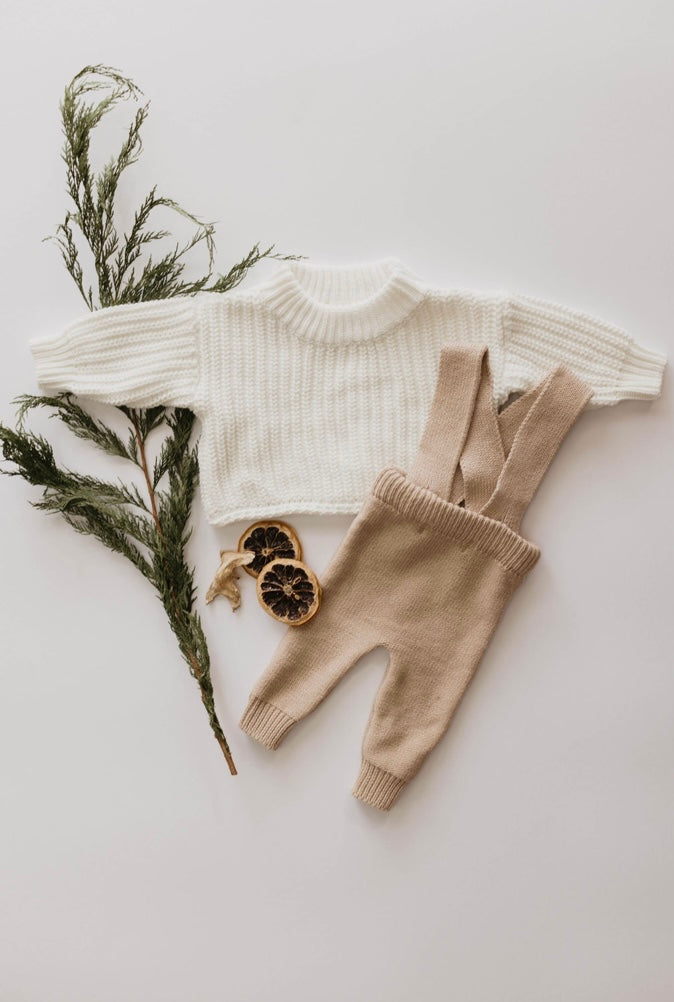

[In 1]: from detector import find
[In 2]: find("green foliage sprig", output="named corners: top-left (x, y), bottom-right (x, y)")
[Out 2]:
top-left (0, 65), bottom-right (293, 774)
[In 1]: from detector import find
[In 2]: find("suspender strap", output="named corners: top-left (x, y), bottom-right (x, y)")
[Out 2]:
top-left (480, 367), bottom-right (591, 531)
top-left (497, 383), bottom-right (544, 455)
top-left (458, 353), bottom-right (506, 511)
top-left (410, 347), bottom-right (590, 534)
top-left (410, 347), bottom-right (486, 500)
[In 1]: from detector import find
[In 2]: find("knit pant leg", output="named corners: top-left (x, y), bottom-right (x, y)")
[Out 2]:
top-left (352, 641), bottom-right (478, 811)
top-left (239, 588), bottom-right (376, 750)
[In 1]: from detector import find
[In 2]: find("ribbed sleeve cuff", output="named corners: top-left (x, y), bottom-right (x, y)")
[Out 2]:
top-left (618, 341), bottom-right (667, 401)
top-left (31, 334), bottom-right (76, 391)
top-left (239, 696), bottom-right (296, 749)
top-left (352, 761), bottom-right (406, 811)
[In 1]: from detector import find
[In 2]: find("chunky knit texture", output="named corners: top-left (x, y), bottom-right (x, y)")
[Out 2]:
top-left (240, 347), bottom-right (592, 811)
top-left (30, 259), bottom-right (665, 526)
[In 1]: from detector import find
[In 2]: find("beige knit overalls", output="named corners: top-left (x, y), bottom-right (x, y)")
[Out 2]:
top-left (240, 346), bottom-right (591, 810)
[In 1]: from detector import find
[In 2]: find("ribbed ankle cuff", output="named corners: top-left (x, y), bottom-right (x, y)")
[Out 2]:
top-left (239, 696), bottom-right (296, 749)
top-left (352, 761), bottom-right (406, 811)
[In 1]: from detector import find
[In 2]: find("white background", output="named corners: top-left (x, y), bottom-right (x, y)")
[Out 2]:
top-left (1, 2), bottom-right (672, 1000)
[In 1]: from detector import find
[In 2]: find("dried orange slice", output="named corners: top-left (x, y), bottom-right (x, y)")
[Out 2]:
top-left (256, 558), bottom-right (321, 626)
top-left (238, 520), bottom-right (302, 577)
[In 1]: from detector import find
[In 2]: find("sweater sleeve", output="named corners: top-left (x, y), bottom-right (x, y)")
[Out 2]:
top-left (501, 295), bottom-right (666, 406)
top-left (30, 297), bottom-right (200, 408)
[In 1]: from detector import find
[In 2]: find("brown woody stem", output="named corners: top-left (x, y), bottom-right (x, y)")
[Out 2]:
top-left (134, 419), bottom-right (160, 525)
top-left (131, 413), bottom-right (237, 774)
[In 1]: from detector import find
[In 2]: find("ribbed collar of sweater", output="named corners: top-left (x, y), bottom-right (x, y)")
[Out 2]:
top-left (257, 258), bottom-right (426, 343)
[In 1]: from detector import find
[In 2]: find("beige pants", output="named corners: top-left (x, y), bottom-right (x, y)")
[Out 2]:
top-left (240, 347), bottom-right (591, 810)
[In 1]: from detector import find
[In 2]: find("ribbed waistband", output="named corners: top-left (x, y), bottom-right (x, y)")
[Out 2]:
top-left (372, 468), bottom-right (540, 576)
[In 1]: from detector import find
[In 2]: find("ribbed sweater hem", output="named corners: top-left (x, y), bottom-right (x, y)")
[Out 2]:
top-left (352, 761), bottom-right (406, 811)
top-left (208, 499), bottom-right (363, 527)
top-left (239, 696), bottom-right (296, 749)
top-left (372, 469), bottom-right (540, 576)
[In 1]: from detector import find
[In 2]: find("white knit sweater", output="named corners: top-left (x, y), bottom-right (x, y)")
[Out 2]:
top-left (31, 259), bottom-right (665, 526)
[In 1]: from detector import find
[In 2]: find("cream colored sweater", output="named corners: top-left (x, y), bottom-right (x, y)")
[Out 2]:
top-left (30, 259), bottom-right (666, 526)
